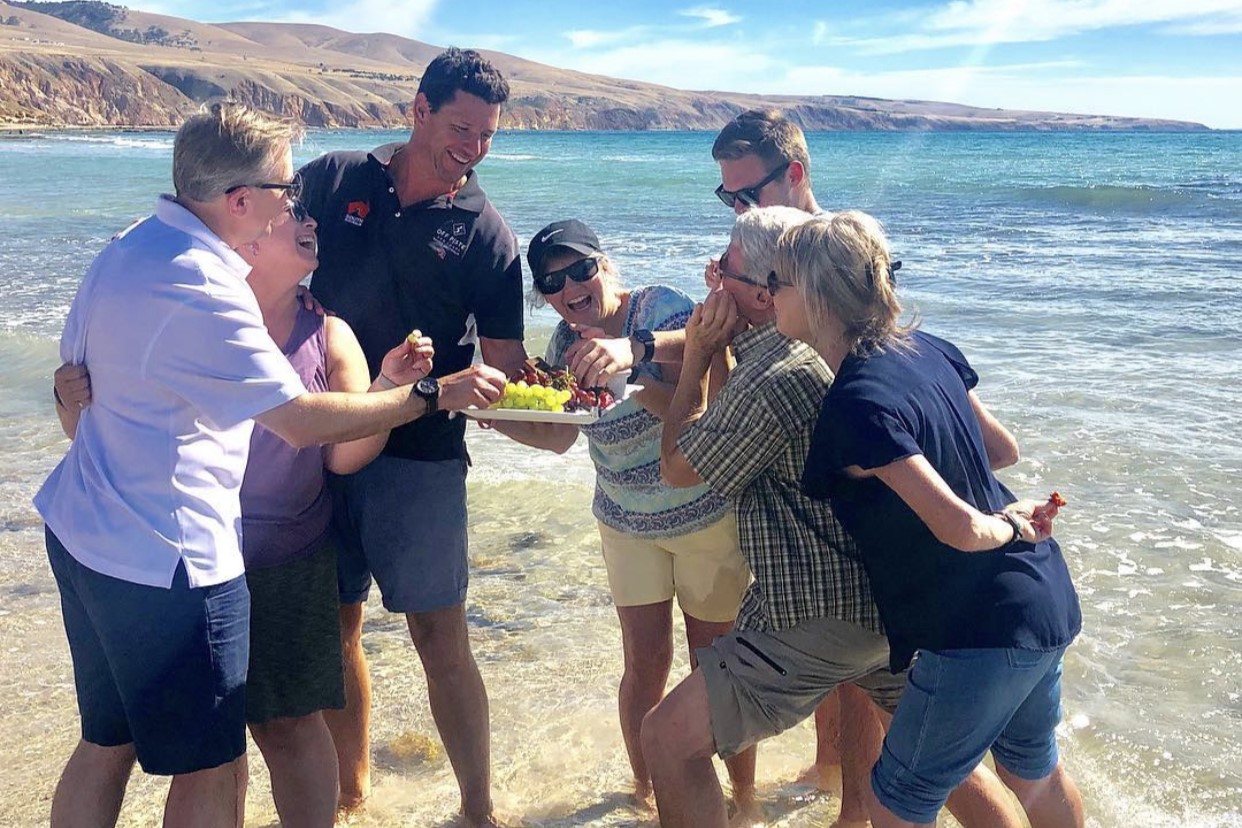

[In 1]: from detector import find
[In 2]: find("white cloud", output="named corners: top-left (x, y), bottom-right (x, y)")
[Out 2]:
top-left (273, 0), bottom-right (437, 38)
top-left (842, 0), bottom-right (1242, 53)
top-left (564, 28), bottom-right (643, 49)
top-left (678, 6), bottom-right (742, 27)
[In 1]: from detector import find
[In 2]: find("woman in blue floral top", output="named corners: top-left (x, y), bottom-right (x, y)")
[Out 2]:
top-left (490, 219), bottom-right (757, 817)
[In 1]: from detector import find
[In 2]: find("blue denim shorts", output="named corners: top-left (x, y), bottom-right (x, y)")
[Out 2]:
top-left (330, 455), bottom-right (469, 614)
top-left (872, 646), bottom-right (1067, 824)
top-left (46, 527), bottom-right (249, 776)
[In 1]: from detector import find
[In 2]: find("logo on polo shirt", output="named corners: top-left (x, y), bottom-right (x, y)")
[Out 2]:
top-left (344, 201), bottom-right (370, 227)
top-left (430, 219), bottom-right (469, 260)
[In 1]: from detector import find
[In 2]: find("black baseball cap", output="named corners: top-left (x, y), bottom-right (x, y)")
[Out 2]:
top-left (527, 219), bottom-right (602, 275)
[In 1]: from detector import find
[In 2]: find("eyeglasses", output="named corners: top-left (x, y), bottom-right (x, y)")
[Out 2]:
top-left (715, 162), bottom-right (790, 210)
top-left (718, 252), bottom-right (767, 289)
top-left (534, 256), bottom-right (600, 295)
top-left (225, 180), bottom-right (301, 198)
top-left (766, 270), bottom-right (793, 295)
top-left (287, 199), bottom-right (309, 223)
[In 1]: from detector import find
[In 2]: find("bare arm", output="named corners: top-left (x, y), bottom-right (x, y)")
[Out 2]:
top-left (660, 348), bottom-right (712, 487)
top-left (257, 364), bottom-right (506, 449)
top-left (659, 293), bottom-right (739, 488)
top-left (860, 454), bottom-right (1043, 552)
top-left (969, 390), bottom-right (1020, 470)
top-left (564, 327), bottom-right (688, 388)
top-left (486, 419), bottom-right (579, 454)
top-left (479, 336), bottom-right (528, 377)
top-left (322, 317), bottom-right (396, 475)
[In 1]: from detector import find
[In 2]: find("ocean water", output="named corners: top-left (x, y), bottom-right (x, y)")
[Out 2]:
top-left (0, 129), bottom-right (1240, 827)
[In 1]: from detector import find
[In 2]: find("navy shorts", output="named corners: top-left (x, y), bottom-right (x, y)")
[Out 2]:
top-left (46, 527), bottom-right (249, 776)
top-left (331, 455), bottom-right (469, 614)
top-left (872, 646), bottom-right (1068, 824)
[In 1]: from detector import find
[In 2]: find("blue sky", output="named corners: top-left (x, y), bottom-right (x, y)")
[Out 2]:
top-left (142, 0), bottom-right (1242, 128)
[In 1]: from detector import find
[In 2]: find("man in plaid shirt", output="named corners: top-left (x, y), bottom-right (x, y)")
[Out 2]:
top-left (643, 205), bottom-right (902, 827)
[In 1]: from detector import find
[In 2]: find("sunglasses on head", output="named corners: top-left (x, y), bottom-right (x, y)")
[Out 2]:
top-left (715, 162), bottom-right (791, 210)
top-left (534, 256), bottom-right (600, 295)
top-left (765, 260), bottom-right (902, 296)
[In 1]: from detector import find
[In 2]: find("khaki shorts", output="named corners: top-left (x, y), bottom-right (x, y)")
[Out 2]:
top-left (597, 512), bottom-right (751, 623)
top-left (697, 614), bottom-right (909, 758)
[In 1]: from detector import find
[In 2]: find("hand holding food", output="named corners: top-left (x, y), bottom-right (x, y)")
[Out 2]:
top-left (1030, 491), bottom-right (1067, 538)
top-left (380, 330), bottom-right (434, 387)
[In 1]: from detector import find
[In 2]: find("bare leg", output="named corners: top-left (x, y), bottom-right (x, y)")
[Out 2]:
top-left (250, 713), bottom-right (339, 828)
top-left (405, 604), bottom-right (495, 827)
top-left (641, 669), bottom-right (730, 828)
top-left (799, 690), bottom-right (844, 793)
top-left (615, 600), bottom-right (674, 807)
top-left (835, 684), bottom-right (885, 827)
top-left (50, 739), bottom-right (136, 828)
top-left (995, 761), bottom-right (1085, 828)
top-left (323, 601), bottom-right (371, 817)
top-left (164, 755), bottom-right (248, 828)
top-left (682, 613), bottom-right (760, 827)
top-left (945, 762), bottom-right (1024, 828)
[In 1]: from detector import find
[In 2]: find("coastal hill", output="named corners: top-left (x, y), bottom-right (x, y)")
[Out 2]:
top-left (0, 0), bottom-right (1209, 131)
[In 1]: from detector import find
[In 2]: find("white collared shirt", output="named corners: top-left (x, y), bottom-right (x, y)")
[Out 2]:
top-left (34, 197), bottom-right (306, 588)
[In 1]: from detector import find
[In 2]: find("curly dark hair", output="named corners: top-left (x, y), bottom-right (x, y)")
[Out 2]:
top-left (418, 46), bottom-right (510, 112)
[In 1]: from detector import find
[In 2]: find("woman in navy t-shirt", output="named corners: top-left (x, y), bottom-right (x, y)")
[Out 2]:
top-left (768, 211), bottom-right (1085, 828)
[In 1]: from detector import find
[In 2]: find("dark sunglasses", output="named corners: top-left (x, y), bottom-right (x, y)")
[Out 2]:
top-left (225, 180), bottom-right (301, 198)
top-left (534, 256), bottom-right (600, 295)
top-left (718, 252), bottom-right (767, 289)
top-left (715, 162), bottom-right (790, 210)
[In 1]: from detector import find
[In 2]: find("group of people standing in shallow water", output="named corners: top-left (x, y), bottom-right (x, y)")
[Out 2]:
top-left (37, 45), bottom-right (1087, 828)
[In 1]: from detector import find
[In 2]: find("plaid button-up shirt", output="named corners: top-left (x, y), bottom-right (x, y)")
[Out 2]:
top-left (679, 323), bottom-right (883, 634)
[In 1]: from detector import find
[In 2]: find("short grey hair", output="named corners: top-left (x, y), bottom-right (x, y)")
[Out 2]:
top-left (172, 101), bottom-right (302, 202)
top-left (730, 205), bottom-right (817, 278)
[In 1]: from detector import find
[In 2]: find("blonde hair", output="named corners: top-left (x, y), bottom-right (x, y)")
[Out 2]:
top-left (172, 101), bottom-right (302, 202)
top-left (775, 211), bottom-right (915, 355)
top-left (526, 253), bottom-right (621, 311)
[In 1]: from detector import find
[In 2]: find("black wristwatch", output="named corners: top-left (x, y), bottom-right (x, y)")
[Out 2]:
top-left (414, 377), bottom-right (440, 415)
top-left (632, 328), bottom-right (656, 363)
top-left (993, 510), bottom-right (1023, 547)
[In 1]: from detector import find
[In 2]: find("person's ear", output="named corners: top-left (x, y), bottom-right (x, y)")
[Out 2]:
top-left (787, 160), bottom-right (806, 187)
top-left (413, 93), bottom-right (431, 125)
top-left (226, 187), bottom-right (249, 218)
top-left (753, 285), bottom-right (774, 309)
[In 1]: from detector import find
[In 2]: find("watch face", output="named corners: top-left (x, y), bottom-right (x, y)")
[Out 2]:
top-left (416, 377), bottom-right (439, 396)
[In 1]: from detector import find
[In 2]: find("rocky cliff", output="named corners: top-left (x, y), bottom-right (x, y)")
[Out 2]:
top-left (0, 1), bottom-right (1211, 131)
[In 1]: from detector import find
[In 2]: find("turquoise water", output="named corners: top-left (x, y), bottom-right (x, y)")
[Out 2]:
top-left (0, 130), bottom-right (1240, 826)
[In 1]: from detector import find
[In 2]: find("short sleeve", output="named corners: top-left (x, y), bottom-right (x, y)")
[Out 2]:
top-left (145, 285), bottom-right (306, 429)
top-left (632, 286), bottom-right (693, 334)
top-left (802, 394), bottom-right (922, 499)
top-left (543, 322), bottom-right (576, 367)
top-left (921, 333), bottom-right (978, 391)
top-left (465, 210), bottom-right (525, 342)
top-left (679, 382), bottom-right (789, 501)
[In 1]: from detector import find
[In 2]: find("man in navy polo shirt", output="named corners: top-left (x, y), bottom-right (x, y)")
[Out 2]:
top-left (299, 48), bottom-right (525, 826)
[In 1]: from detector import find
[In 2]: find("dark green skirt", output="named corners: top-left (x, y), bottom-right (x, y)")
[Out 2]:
top-left (244, 536), bottom-right (345, 724)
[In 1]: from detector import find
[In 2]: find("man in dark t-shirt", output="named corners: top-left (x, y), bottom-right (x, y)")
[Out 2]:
top-left (299, 48), bottom-right (526, 827)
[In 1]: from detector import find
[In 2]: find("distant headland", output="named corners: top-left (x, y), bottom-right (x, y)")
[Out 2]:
top-left (0, 0), bottom-right (1211, 132)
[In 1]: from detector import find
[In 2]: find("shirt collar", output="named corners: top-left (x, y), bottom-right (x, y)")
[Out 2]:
top-left (153, 195), bottom-right (252, 278)
top-left (367, 142), bottom-right (487, 214)
top-left (731, 321), bottom-right (789, 363)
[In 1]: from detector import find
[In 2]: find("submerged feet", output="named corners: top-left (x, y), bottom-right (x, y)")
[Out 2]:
top-left (796, 761), bottom-right (843, 794)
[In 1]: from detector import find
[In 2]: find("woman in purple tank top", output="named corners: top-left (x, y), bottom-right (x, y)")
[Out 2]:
top-left (54, 200), bottom-right (434, 827)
